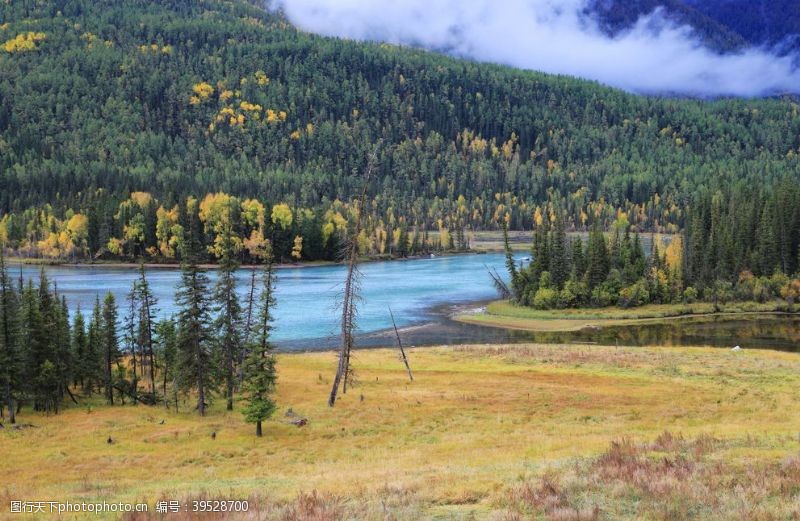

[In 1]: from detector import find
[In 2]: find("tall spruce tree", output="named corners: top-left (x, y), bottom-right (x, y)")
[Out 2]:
top-left (123, 287), bottom-right (140, 403)
top-left (213, 227), bottom-right (243, 412)
top-left (85, 296), bottom-right (104, 394)
top-left (586, 225), bottom-right (610, 290)
top-left (102, 293), bottom-right (120, 405)
top-left (242, 251), bottom-right (278, 437)
top-left (175, 211), bottom-right (214, 416)
top-left (0, 248), bottom-right (20, 423)
top-left (71, 307), bottom-right (87, 390)
top-left (549, 209), bottom-right (568, 290)
top-left (135, 264), bottom-right (158, 396)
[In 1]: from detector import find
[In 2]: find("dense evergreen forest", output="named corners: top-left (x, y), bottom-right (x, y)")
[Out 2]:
top-left (0, 240), bottom-right (279, 435)
top-left (590, 0), bottom-right (800, 54)
top-left (1, 0), bottom-right (799, 262)
top-left (503, 180), bottom-right (800, 309)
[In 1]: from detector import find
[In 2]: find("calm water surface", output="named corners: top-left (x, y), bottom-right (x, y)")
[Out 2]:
top-left (11, 253), bottom-right (800, 351)
top-left (11, 254), bottom-right (508, 347)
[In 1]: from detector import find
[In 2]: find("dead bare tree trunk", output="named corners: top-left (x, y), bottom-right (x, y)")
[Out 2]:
top-left (389, 307), bottom-right (413, 382)
top-left (329, 142), bottom-right (381, 407)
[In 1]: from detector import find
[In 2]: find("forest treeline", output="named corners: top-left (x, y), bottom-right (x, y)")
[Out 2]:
top-left (503, 179), bottom-right (800, 309)
top-left (0, 229), bottom-right (279, 436)
top-left (0, 191), bottom-right (470, 263)
top-left (1, 0), bottom-right (800, 259)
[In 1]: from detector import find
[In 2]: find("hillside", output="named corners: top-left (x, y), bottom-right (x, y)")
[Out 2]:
top-left (0, 0), bottom-right (799, 260)
top-left (685, 0), bottom-right (800, 51)
top-left (587, 0), bottom-right (750, 52)
top-left (589, 0), bottom-right (800, 53)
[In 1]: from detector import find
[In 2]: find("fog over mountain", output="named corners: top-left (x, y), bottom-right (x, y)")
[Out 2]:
top-left (271, 0), bottom-right (800, 97)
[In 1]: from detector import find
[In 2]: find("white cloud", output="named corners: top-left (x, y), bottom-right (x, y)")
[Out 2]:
top-left (271, 0), bottom-right (800, 96)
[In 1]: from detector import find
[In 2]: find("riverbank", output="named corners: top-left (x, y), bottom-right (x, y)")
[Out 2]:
top-left (3, 251), bottom-right (478, 270)
top-left (2, 343), bottom-right (800, 519)
top-left (455, 299), bottom-right (797, 332)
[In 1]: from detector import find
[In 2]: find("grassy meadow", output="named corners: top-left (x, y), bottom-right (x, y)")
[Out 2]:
top-left (2, 343), bottom-right (800, 519)
top-left (456, 300), bottom-right (796, 332)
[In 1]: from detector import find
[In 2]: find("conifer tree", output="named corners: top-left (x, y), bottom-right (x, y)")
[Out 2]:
top-left (242, 250), bottom-right (278, 437)
top-left (175, 216), bottom-right (214, 416)
top-left (570, 236), bottom-right (586, 277)
top-left (135, 264), bottom-right (158, 396)
top-left (123, 287), bottom-right (140, 402)
top-left (154, 318), bottom-right (178, 410)
top-left (530, 216), bottom-right (550, 292)
top-left (85, 296), bottom-right (104, 393)
top-left (0, 248), bottom-right (20, 423)
top-left (213, 225), bottom-right (243, 411)
top-left (101, 292), bottom-right (120, 405)
top-left (549, 209), bottom-right (568, 290)
top-left (71, 307), bottom-right (87, 389)
top-left (54, 296), bottom-right (72, 403)
top-left (586, 225), bottom-right (609, 290)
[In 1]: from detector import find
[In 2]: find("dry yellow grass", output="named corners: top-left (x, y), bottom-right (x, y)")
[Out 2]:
top-left (456, 300), bottom-right (795, 332)
top-left (2, 344), bottom-right (800, 519)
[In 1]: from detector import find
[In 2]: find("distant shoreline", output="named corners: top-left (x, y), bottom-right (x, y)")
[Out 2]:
top-left (4, 251), bottom-right (482, 271)
top-left (454, 299), bottom-right (800, 332)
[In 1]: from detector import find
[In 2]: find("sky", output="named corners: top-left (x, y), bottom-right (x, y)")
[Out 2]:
top-left (270, 0), bottom-right (800, 97)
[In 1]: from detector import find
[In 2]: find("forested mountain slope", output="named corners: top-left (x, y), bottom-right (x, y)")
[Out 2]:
top-left (0, 0), bottom-right (799, 260)
top-left (587, 0), bottom-right (750, 52)
top-left (684, 0), bottom-right (800, 51)
top-left (590, 0), bottom-right (800, 54)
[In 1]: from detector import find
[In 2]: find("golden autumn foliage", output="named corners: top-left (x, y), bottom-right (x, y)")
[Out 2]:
top-left (129, 191), bottom-right (153, 208)
top-left (189, 82), bottom-right (214, 104)
top-left (66, 213), bottom-right (88, 242)
top-left (254, 69), bottom-right (269, 85)
top-left (243, 229), bottom-right (269, 259)
top-left (155, 205), bottom-right (182, 258)
top-left (199, 192), bottom-right (243, 257)
top-left (139, 43), bottom-right (172, 54)
top-left (3, 31), bottom-right (46, 53)
top-left (265, 109), bottom-right (287, 123)
top-left (241, 198), bottom-right (266, 230)
top-left (239, 100), bottom-right (262, 112)
top-left (291, 235), bottom-right (303, 260)
top-left (533, 207), bottom-right (544, 226)
top-left (271, 203), bottom-right (293, 230)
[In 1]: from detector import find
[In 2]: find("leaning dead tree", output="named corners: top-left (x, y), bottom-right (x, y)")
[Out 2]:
top-left (486, 264), bottom-right (511, 299)
top-left (328, 142), bottom-right (382, 407)
top-left (389, 307), bottom-right (413, 382)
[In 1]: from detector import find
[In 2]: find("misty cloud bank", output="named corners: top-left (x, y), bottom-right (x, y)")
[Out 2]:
top-left (270, 0), bottom-right (800, 97)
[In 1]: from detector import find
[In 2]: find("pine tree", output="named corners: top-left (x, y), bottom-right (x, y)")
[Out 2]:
top-left (570, 236), bottom-right (586, 278)
top-left (397, 225), bottom-right (409, 257)
top-left (85, 296), bottom-right (104, 394)
top-left (530, 217), bottom-right (550, 292)
top-left (102, 292), bottom-right (120, 405)
top-left (0, 248), bottom-right (20, 423)
top-left (175, 261), bottom-right (213, 416)
top-left (123, 286), bottom-right (140, 403)
top-left (213, 228), bottom-right (243, 411)
top-left (549, 209), bottom-right (568, 290)
top-left (756, 198), bottom-right (779, 276)
top-left (135, 264), bottom-right (158, 396)
top-left (241, 252), bottom-right (278, 437)
top-left (586, 224), bottom-right (609, 290)
top-left (501, 220), bottom-right (521, 301)
top-left (54, 296), bottom-right (72, 404)
top-left (21, 278), bottom-right (47, 411)
top-left (154, 318), bottom-right (178, 410)
top-left (71, 307), bottom-right (87, 389)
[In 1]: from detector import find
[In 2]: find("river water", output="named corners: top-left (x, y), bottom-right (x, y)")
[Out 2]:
top-left (10, 253), bottom-right (800, 352)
